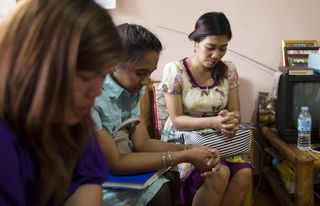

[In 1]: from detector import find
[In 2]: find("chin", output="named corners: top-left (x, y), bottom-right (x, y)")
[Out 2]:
top-left (206, 62), bottom-right (217, 68)
top-left (65, 116), bottom-right (82, 126)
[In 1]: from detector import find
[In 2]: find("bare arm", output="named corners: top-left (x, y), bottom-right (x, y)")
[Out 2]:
top-left (130, 120), bottom-right (185, 152)
top-left (97, 128), bottom-right (166, 174)
top-left (65, 184), bottom-right (103, 206)
top-left (97, 128), bottom-right (219, 174)
top-left (226, 86), bottom-right (241, 121)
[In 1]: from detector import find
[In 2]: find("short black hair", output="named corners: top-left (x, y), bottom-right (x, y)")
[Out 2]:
top-left (117, 23), bottom-right (162, 67)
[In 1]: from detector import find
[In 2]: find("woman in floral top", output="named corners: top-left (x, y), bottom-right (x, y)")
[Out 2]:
top-left (160, 12), bottom-right (252, 206)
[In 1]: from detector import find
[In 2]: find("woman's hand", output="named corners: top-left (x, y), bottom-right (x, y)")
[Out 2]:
top-left (217, 110), bottom-right (239, 138)
top-left (200, 162), bottom-right (221, 177)
top-left (186, 146), bottom-right (220, 172)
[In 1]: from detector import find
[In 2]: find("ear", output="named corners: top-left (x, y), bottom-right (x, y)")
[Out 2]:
top-left (112, 65), bottom-right (124, 76)
top-left (193, 41), bottom-right (198, 48)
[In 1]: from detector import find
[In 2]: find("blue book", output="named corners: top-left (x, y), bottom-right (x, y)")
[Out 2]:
top-left (102, 169), bottom-right (167, 190)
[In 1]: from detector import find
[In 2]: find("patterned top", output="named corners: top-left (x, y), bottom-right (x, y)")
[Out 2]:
top-left (91, 75), bottom-right (170, 206)
top-left (160, 58), bottom-right (239, 117)
top-left (159, 59), bottom-right (251, 164)
top-left (92, 75), bottom-right (145, 138)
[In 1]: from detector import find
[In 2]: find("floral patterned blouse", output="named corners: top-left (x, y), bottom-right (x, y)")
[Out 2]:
top-left (159, 58), bottom-right (251, 165)
top-left (160, 58), bottom-right (239, 118)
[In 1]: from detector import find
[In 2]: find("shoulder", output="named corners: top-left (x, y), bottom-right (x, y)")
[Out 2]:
top-left (162, 60), bottom-right (186, 82)
top-left (163, 61), bottom-right (184, 74)
top-left (223, 61), bottom-right (237, 73)
top-left (223, 61), bottom-right (239, 88)
top-left (94, 87), bottom-right (114, 113)
top-left (94, 92), bottom-right (109, 107)
top-left (160, 61), bottom-right (185, 94)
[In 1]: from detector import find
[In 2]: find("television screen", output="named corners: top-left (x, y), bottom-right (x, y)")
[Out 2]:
top-left (275, 74), bottom-right (320, 143)
top-left (291, 82), bottom-right (320, 129)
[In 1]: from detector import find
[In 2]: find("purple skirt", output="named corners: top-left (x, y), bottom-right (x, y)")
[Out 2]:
top-left (179, 160), bottom-right (251, 206)
top-left (179, 170), bottom-right (203, 206)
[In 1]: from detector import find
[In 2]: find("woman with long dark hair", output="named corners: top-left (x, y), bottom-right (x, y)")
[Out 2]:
top-left (160, 12), bottom-right (253, 206)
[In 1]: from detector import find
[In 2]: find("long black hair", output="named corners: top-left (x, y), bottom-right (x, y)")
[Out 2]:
top-left (189, 12), bottom-right (232, 86)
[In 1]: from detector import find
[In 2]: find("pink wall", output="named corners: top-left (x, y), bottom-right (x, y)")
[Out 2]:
top-left (0, 0), bottom-right (15, 21)
top-left (110, 0), bottom-right (320, 122)
top-left (2, 0), bottom-right (319, 121)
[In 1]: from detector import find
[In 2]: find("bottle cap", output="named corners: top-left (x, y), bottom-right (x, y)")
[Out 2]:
top-left (301, 106), bottom-right (309, 111)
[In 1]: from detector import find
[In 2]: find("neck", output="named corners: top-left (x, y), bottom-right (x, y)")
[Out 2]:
top-left (187, 56), bottom-right (214, 87)
top-left (189, 56), bottom-right (211, 76)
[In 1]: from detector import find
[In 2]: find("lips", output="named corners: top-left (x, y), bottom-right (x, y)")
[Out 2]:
top-left (207, 60), bottom-right (218, 67)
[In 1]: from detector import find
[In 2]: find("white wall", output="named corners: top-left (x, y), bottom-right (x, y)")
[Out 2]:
top-left (0, 0), bottom-right (16, 21)
top-left (110, 0), bottom-right (320, 122)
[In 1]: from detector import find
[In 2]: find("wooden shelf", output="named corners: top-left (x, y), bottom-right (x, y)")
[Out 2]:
top-left (261, 126), bottom-right (316, 205)
top-left (263, 166), bottom-right (294, 206)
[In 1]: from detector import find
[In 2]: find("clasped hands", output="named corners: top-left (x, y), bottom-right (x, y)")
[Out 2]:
top-left (187, 146), bottom-right (221, 177)
top-left (181, 110), bottom-right (240, 176)
top-left (216, 109), bottom-right (240, 138)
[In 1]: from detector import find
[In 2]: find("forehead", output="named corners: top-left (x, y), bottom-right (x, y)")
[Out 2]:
top-left (80, 58), bottom-right (117, 72)
top-left (201, 35), bottom-right (229, 46)
top-left (130, 51), bottom-right (159, 72)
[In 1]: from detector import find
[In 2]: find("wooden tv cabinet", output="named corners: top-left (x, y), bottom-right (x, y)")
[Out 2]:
top-left (261, 126), bottom-right (320, 206)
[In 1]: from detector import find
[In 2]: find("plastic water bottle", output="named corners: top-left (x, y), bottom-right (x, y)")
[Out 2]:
top-left (297, 106), bottom-right (312, 151)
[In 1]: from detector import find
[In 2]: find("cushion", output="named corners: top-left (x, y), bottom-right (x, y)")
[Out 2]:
top-left (139, 82), bottom-right (154, 137)
top-left (152, 83), bottom-right (169, 139)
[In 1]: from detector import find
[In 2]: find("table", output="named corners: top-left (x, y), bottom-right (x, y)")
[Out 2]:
top-left (261, 126), bottom-right (320, 206)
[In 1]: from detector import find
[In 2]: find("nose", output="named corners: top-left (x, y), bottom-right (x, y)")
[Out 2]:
top-left (211, 50), bottom-right (221, 59)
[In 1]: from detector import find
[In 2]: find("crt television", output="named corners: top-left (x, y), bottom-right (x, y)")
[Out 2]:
top-left (275, 73), bottom-right (320, 143)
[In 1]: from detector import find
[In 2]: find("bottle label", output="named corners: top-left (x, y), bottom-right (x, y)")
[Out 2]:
top-left (298, 118), bottom-right (311, 131)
